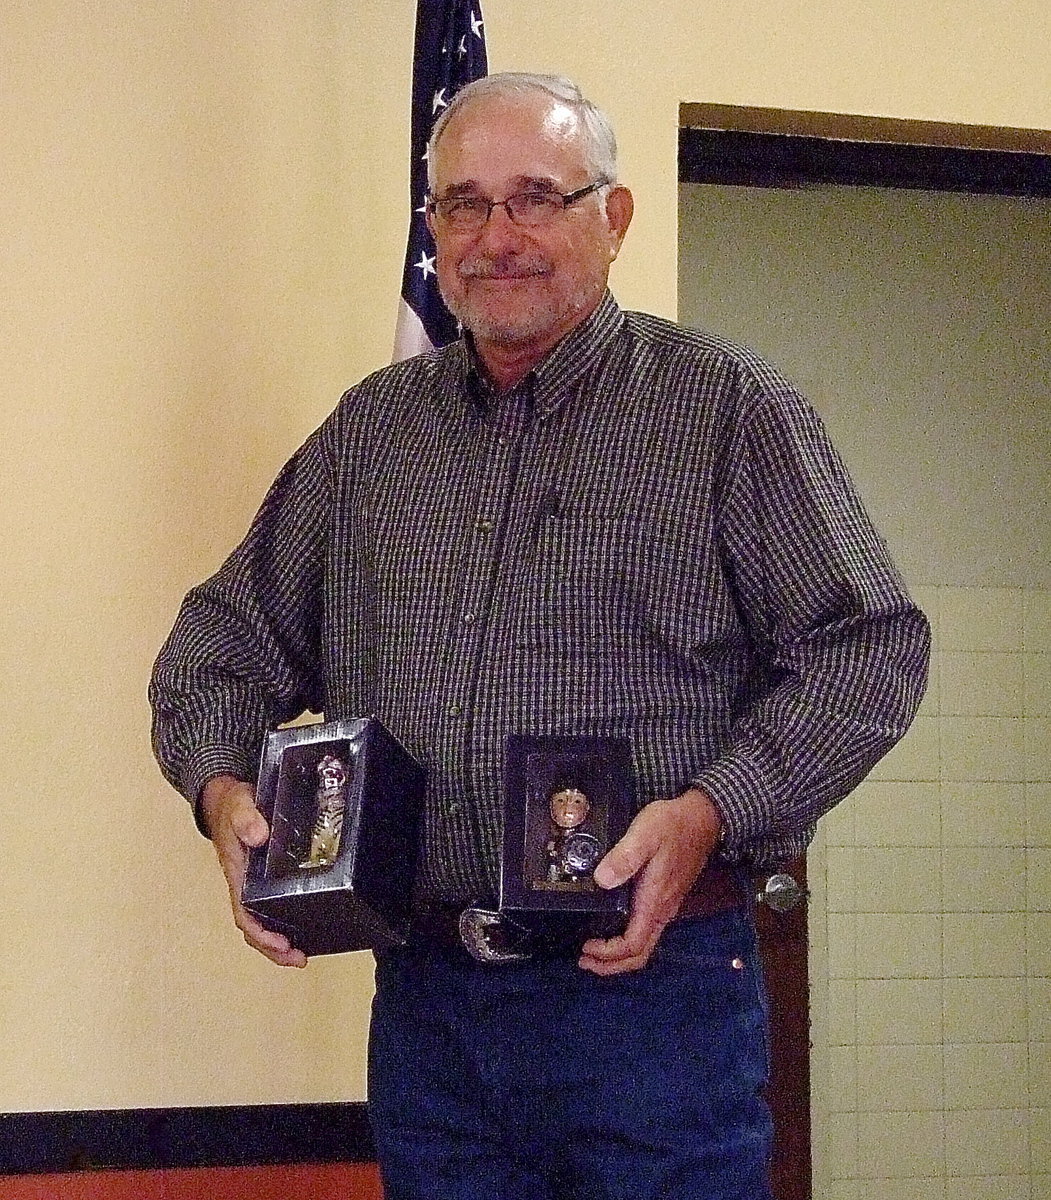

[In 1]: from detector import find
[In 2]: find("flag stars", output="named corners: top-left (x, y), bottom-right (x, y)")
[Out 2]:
top-left (396, 3), bottom-right (486, 356)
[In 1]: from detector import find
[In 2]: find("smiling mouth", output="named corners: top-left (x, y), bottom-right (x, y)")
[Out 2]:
top-left (459, 256), bottom-right (551, 282)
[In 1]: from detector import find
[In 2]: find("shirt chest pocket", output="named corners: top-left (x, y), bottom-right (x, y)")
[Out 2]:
top-left (524, 513), bottom-right (740, 654)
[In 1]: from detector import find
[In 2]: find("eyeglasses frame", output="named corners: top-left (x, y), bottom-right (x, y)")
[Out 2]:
top-left (426, 178), bottom-right (611, 231)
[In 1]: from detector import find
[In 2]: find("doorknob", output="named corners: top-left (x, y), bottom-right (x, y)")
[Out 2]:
top-left (756, 872), bottom-right (807, 912)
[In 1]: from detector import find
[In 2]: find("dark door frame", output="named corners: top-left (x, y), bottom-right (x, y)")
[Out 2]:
top-left (679, 103), bottom-right (1051, 195)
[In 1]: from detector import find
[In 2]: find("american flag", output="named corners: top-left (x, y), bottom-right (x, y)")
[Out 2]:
top-left (393, 0), bottom-right (488, 360)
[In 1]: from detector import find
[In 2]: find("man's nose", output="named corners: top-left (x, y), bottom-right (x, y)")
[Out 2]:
top-left (476, 202), bottom-right (526, 248)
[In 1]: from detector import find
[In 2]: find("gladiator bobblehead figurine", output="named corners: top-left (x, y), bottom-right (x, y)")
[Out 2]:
top-left (545, 787), bottom-right (603, 885)
top-left (298, 754), bottom-right (349, 868)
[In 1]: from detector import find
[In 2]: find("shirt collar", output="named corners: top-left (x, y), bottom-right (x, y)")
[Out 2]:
top-left (444, 290), bottom-right (625, 420)
top-left (530, 290), bottom-right (624, 415)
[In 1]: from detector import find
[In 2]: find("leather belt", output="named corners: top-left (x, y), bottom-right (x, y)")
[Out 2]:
top-left (409, 859), bottom-right (744, 961)
top-left (676, 858), bottom-right (745, 918)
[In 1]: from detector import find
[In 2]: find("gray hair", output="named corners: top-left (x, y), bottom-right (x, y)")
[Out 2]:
top-left (426, 72), bottom-right (619, 192)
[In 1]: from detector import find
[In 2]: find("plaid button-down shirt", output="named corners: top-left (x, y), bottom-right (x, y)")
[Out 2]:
top-left (151, 292), bottom-right (930, 902)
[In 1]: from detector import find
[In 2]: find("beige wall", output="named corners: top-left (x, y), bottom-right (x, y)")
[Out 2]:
top-left (679, 184), bottom-right (1050, 1197)
top-left (2, 0), bottom-right (1049, 1114)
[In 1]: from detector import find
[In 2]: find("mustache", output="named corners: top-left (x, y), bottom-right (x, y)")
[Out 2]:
top-left (457, 253), bottom-right (551, 280)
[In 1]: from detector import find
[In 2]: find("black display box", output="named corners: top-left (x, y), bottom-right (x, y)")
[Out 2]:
top-left (500, 735), bottom-right (635, 942)
top-left (241, 717), bottom-right (425, 956)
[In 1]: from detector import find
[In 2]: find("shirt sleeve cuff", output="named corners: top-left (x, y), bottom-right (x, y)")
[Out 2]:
top-left (181, 745), bottom-right (258, 838)
top-left (690, 751), bottom-right (780, 854)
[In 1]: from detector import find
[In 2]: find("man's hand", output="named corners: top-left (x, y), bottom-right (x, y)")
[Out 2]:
top-left (200, 774), bottom-right (308, 968)
top-left (578, 787), bottom-right (722, 976)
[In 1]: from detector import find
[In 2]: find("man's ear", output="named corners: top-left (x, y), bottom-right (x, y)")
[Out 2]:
top-left (605, 185), bottom-right (634, 261)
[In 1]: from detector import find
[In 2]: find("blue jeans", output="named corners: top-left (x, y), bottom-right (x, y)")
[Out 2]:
top-left (368, 907), bottom-right (774, 1199)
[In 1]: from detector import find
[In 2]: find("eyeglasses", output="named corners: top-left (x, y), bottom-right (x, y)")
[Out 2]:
top-left (427, 179), bottom-right (609, 232)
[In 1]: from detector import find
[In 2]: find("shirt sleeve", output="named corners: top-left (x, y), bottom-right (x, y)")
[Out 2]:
top-left (692, 374), bottom-right (932, 857)
top-left (149, 404), bottom-right (346, 822)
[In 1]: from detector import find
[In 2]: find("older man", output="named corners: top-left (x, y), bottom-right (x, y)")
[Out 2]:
top-left (152, 72), bottom-right (929, 1199)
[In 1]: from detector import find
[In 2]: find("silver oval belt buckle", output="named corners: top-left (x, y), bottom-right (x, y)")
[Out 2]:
top-left (458, 907), bottom-right (533, 964)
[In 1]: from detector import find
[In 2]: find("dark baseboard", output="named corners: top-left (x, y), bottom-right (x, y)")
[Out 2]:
top-left (0, 1103), bottom-right (374, 1176)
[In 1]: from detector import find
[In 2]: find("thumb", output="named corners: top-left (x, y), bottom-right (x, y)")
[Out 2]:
top-left (230, 799), bottom-right (270, 848)
top-left (593, 808), bottom-right (659, 890)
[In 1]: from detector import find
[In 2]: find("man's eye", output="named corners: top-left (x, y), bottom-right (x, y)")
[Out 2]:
top-left (515, 193), bottom-right (560, 213)
top-left (445, 198), bottom-right (485, 218)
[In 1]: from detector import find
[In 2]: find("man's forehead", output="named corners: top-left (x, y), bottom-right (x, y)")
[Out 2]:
top-left (448, 91), bottom-right (578, 137)
top-left (433, 93), bottom-right (587, 187)
top-left (538, 100), bottom-right (578, 142)
top-left (439, 173), bottom-right (563, 197)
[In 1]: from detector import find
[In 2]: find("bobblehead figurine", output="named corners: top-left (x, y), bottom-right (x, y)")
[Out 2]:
top-left (544, 787), bottom-right (603, 887)
top-left (298, 754), bottom-right (349, 868)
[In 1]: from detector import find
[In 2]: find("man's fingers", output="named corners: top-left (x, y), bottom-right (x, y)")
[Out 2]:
top-left (203, 779), bottom-right (269, 889)
top-left (578, 944), bottom-right (651, 975)
top-left (227, 856), bottom-right (308, 968)
top-left (579, 909), bottom-right (666, 974)
top-left (201, 774), bottom-right (306, 966)
top-left (579, 886), bottom-right (670, 973)
top-left (235, 906), bottom-right (308, 968)
top-left (209, 780), bottom-right (269, 848)
top-left (579, 790), bottom-right (724, 975)
top-left (229, 801), bottom-right (269, 848)
top-left (579, 864), bottom-right (672, 972)
top-left (592, 807), bottom-right (659, 890)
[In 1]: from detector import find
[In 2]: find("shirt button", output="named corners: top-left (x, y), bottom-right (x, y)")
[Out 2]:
top-left (497, 435), bottom-right (509, 448)
top-left (462, 612), bottom-right (476, 626)
top-left (474, 518), bottom-right (494, 534)
top-left (448, 703), bottom-right (463, 717)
